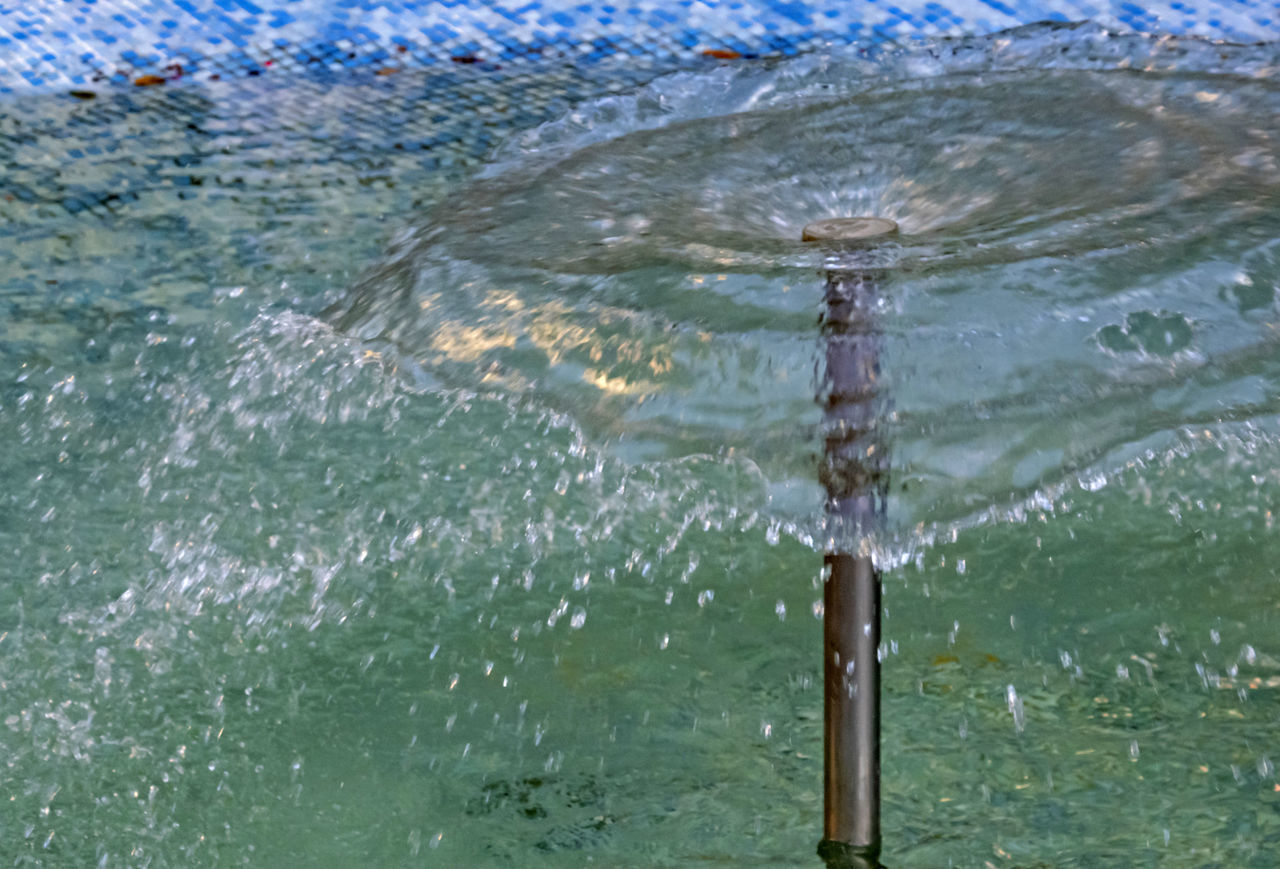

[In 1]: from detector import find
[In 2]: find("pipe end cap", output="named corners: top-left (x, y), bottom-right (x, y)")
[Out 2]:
top-left (802, 217), bottom-right (899, 243)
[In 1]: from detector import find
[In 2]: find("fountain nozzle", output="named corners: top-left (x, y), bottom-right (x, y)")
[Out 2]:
top-left (801, 217), bottom-right (898, 244)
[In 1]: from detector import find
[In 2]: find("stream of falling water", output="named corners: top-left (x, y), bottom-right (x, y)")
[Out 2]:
top-left (4, 22), bottom-right (1280, 866)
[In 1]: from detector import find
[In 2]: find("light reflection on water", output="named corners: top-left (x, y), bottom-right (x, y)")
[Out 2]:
top-left (3, 21), bottom-right (1280, 867)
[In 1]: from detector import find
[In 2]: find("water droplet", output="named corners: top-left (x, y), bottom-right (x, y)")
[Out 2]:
top-left (1080, 472), bottom-right (1107, 492)
top-left (1006, 685), bottom-right (1025, 734)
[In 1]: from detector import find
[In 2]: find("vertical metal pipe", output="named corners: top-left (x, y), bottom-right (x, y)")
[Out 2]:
top-left (804, 218), bottom-right (895, 867)
top-left (821, 553), bottom-right (881, 867)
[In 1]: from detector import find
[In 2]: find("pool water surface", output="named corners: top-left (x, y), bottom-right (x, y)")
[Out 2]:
top-left (3, 23), bottom-right (1280, 867)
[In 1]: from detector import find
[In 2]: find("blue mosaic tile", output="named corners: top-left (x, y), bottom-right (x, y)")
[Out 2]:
top-left (0, 0), bottom-right (1276, 95)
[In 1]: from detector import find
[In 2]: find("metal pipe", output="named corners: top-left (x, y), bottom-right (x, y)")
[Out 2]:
top-left (820, 551), bottom-right (882, 865)
top-left (803, 218), bottom-right (896, 867)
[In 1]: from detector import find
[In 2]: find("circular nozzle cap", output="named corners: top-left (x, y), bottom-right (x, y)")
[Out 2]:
top-left (802, 217), bottom-right (899, 243)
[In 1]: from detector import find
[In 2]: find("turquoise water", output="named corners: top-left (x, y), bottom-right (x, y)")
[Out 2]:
top-left (5, 23), bottom-right (1280, 866)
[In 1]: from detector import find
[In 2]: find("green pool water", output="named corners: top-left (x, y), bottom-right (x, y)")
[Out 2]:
top-left (3, 23), bottom-right (1280, 867)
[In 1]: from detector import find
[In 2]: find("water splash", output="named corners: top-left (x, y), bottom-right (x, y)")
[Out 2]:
top-left (329, 22), bottom-right (1280, 545)
top-left (6, 21), bottom-right (1280, 867)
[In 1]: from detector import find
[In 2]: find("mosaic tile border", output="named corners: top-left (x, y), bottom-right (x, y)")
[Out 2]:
top-left (3, 0), bottom-right (1278, 95)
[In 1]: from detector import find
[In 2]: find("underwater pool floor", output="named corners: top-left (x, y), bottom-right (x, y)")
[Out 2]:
top-left (3, 23), bottom-right (1280, 867)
